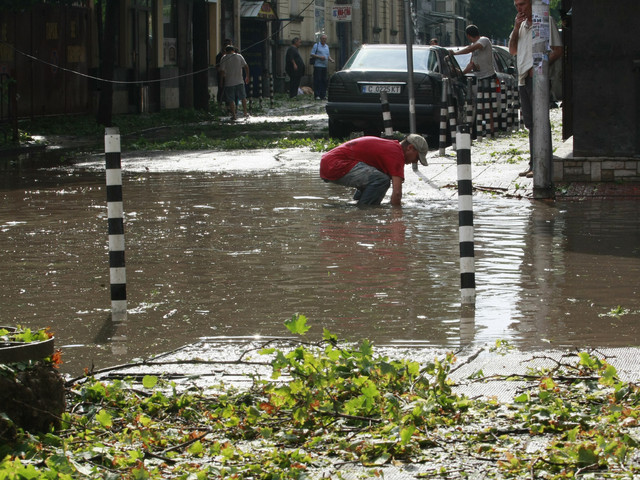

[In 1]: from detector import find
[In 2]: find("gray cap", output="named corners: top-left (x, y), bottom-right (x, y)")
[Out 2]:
top-left (406, 134), bottom-right (429, 166)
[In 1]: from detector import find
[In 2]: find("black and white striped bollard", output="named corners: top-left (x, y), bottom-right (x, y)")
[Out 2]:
top-left (439, 79), bottom-right (448, 155)
top-left (380, 91), bottom-right (394, 138)
top-left (447, 80), bottom-right (457, 150)
top-left (456, 124), bottom-right (475, 304)
top-left (269, 72), bottom-right (274, 108)
top-left (490, 77), bottom-right (498, 137)
top-left (483, 79), bottom-right (492, 139)
top-left (465, 77), bottom-right (474, 128)
top-left (105, 128), bottom-right (127, 316)
top-left (475, 79), bottom-right (484, 141)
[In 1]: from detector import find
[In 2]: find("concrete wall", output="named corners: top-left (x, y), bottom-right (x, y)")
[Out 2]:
top-left (572, 1), bottom-right (640, 158)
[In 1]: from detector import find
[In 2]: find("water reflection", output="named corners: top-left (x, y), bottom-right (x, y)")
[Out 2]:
top-left (0, 154), bottom-right (639, 375)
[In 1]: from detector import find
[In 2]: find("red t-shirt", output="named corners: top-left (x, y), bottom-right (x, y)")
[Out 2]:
top-left (320, 137), bottom-right (405, 181)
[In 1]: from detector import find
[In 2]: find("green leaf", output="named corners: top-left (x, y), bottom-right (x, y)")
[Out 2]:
top-left (96, 409), bottom-right (113, 428)
top-left (400, 425), bottom-right (416, 445)
top-left (322, 328), bottom-right (338, 345)
top-left (142, 375), bottom-right (158, 389)
top-left (284, 314), bottom-right (311, 335)
top-left (188, 440), bottom-right (204, 455)
top-left (577, 445), bottom-right (599, 466)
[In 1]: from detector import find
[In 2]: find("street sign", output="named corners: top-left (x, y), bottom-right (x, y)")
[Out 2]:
top-left (332, 6), bottom-right (351, 21)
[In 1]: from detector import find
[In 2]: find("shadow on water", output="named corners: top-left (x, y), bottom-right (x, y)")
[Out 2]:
top-left (1, 150), bottom-right (639, 375)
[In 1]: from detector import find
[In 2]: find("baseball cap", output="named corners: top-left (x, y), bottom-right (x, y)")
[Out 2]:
top-left (406, 134), bottom-right (429, 166)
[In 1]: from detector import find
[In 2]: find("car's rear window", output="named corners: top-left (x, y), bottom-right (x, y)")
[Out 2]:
top-left (344, 48), bottom-right (438, 73)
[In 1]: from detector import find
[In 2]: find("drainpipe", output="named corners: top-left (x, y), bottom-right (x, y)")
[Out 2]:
top-left (531, 0), bottom-right (553, 199)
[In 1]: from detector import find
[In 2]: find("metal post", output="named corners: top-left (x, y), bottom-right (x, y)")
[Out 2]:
top-left (456, 124), bottom-right (475, 304)
top-left (404, 0), bottom-right (417, 171)
top-left (105, 128), bottom-right (127, 317)
top-left (531, 0), bottom-right (553, 198)
top-left (404, 0), bottom-right (416, 135)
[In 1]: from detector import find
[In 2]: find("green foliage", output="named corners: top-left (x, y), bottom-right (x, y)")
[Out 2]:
top-left (11, 98), bottom-right (339, 153)
top-left (2, 322), bottom-right (640, 478)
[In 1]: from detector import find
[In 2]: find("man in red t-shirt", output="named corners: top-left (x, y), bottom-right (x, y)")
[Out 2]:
top-left (320, 135), bottom-right (428, 206)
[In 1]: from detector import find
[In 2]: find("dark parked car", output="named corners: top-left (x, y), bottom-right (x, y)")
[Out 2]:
top-left (325, 44), bottom-right (468, 139)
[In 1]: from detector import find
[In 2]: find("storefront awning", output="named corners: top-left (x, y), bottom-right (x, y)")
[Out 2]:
top-left (241, 1), bottom-right (277, 20)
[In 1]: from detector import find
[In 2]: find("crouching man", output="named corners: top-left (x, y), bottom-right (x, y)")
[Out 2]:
top-left (320, 135), bottom-right (428, 206)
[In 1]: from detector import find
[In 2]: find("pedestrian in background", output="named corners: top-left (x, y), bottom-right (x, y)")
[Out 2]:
top-left (219, 45), bottom-right (250, 121)
top-left (215, 39), bottom-right (232, 107)
top-left (429, 38), bottom-right (439, 45)
top-left (451, 25), bottom-right (494, 78)
top-left (310, 34), bottom-right (334, 100)
top-left (509, 0), bottom-right (562, 178)
top-left (320, 135), bottom-right (428, 207)
top-left (451, 25), bottom-right (497, 131)
top-left (285, 37), bottom-right (305, 98)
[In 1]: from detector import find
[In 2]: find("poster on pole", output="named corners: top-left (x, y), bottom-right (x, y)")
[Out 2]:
top-left (332, 6), bottom-right (352, 21)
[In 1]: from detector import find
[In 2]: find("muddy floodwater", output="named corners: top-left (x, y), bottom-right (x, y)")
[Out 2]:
top-left (1, 149), bottom-right (639, 376)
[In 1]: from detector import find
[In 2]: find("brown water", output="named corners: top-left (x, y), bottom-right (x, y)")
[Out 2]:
top-left (1, 152), bottom-right (639, 375)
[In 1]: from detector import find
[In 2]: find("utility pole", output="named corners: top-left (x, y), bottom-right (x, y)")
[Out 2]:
top-left (404, 0), bottom-right (417, 171)
top-left (531, 0), bottom-right (553, 199)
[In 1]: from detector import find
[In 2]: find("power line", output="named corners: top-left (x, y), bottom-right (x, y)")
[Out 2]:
top-left (0, 0), bottom-right (317, 86)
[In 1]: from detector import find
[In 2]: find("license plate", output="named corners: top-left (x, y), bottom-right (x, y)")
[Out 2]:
top-left (361, 84), bottom-right (402, 94)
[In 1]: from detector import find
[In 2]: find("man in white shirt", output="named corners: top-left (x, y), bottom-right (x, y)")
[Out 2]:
top-left (452, 25), bottom-right (495, 80)
top-left (509, 0), bottom-right (562, 177)
top-left (219, 45), bottom-right (250, 121)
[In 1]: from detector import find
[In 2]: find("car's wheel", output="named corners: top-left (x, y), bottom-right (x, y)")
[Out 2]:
top-left (328, 118), bottom-right (351, 139)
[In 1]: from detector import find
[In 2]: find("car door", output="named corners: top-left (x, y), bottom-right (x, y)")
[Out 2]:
top-left (438, 48), bottom-right (468, 123)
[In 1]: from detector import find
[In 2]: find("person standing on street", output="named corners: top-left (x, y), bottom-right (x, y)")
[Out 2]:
top-left (310, 34), bottom-right (334, 100)
top-left (285, 37), bottom-right (305, 98)
top-left (451, 25), bottom-right (494, 78)
top-left (215, 38), bottom-right (232, 107)
top-left (219, 45), bottom-right (250, 121)
top-left (509, 0), bottom-right (562, 178)
top-left (451, 25), bottom-right (497, 131)
top-left (320, 135), bottom-right (428, 207)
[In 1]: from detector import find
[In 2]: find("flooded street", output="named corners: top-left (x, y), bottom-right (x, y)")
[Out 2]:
top-left (1, 146), bottom-right (639, 376)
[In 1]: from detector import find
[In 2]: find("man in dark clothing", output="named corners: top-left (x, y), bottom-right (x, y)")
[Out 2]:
top-left (285, 37), bottom-right (305, 98)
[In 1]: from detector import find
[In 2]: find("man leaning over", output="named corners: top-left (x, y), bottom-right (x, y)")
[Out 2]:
top-left (320, 135), bottom-right (428, 207)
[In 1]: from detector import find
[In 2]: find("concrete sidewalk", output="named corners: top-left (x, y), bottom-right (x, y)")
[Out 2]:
top-left (94, 336), bottom-right (640, 402)
top-left (414, 107), bottom-right (640, 199)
